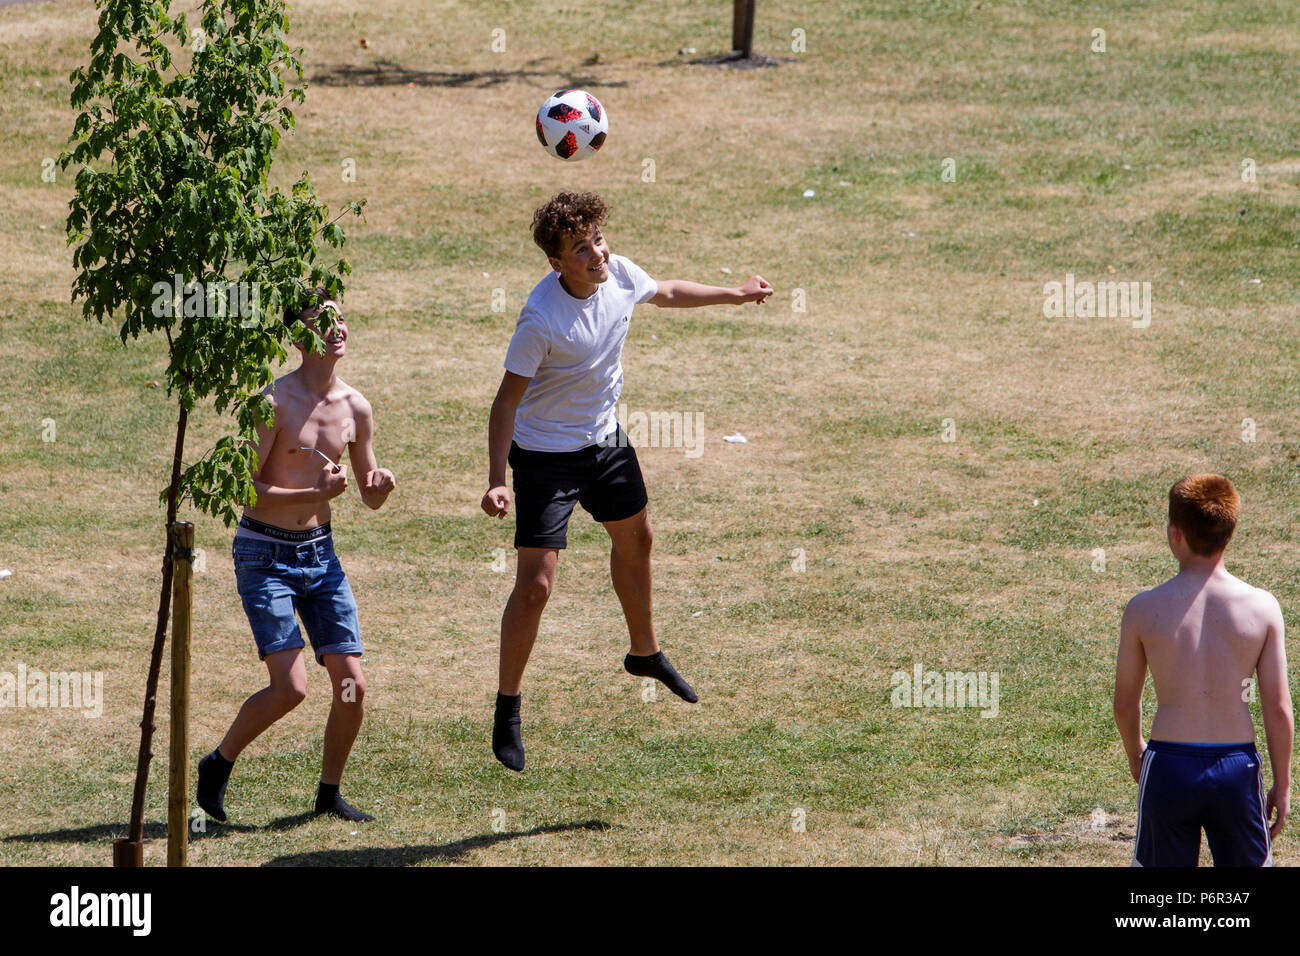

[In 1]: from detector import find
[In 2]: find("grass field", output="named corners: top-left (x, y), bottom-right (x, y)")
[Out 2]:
top-left (2, 0), bottom-right (1298, 866)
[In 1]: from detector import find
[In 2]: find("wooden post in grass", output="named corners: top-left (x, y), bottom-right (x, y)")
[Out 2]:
top-left (732, 0), bottom-right (756, 58)
top-left (167, 522), bottom-right (194, 867)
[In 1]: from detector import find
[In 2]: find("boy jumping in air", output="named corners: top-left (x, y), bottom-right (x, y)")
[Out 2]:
top-left (481, 191), bottom-right (773, 770)
top-left (1115, 474), bottom-right (1292, 865)
top-left (197, 291), bottom-right (396, 822)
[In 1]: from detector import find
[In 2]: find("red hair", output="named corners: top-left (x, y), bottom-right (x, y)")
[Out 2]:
top-left (1169, 474), bottom-right (1240, 555)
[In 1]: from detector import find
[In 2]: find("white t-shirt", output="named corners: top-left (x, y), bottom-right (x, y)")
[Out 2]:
top-left (504, 253), bottom-right (658, 452)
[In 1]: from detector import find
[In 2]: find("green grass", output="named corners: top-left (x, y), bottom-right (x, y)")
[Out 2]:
top-left (0, 0), bottom-right (1298, 866)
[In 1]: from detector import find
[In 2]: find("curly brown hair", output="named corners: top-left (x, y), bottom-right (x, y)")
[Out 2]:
top-left (531, 191), bottom-right (610, 258)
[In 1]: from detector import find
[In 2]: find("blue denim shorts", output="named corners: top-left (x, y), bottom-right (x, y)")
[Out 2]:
top-left (231, 535), bottom-right (364, 665)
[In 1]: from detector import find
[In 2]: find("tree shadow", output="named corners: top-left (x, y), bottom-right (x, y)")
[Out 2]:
top-left (4, 811), bottom-right (321, 847)
top-left (261, 819), bottom-right (611, 866)
top-left (308, 61), bottom-right (628, 90)
top-left (3, 821), bottom-right (173, 846)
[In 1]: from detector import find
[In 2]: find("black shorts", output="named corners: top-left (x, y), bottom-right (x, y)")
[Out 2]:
top-left (509, 425), bottom-right (649, 549)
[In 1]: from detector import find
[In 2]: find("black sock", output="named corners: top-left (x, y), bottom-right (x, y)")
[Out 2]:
top-left (314, 782), bottom-right (375, 822)
top-left (196, 748), bottom-right (234, 823)
top-left (492, 692), bottom-right (525, 772)
top-left (624, 651), bottom-right (699, 703)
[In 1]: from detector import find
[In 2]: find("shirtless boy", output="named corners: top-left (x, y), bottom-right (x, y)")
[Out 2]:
top-left (1115, 474), bottom-right (1292, 866)
top-left (481, 191), bottom-right (773, 771)
top-left (196, 291), bottom-right (396, 823)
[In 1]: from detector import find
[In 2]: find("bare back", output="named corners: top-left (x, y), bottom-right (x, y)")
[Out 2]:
top-left (1131, 569), bottom-right (1277, 742)
top-left (245, 370), bottom-right (367, 529)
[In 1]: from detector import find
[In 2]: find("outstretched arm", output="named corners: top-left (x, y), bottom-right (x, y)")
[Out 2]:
top-left (1114, 597), bottom-right (1149, 781)
top-left (348, 396), bottom-right (395, 510)
top-left (1257, 594), bottom-right (1292, 838)
top-left (649, 275), bottom-right (773, 308)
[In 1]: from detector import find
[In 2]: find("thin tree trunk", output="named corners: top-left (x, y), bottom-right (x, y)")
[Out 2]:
top-left (126, 401), bottom-right (188, 846)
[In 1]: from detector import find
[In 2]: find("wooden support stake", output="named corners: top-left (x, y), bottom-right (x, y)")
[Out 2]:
top-left (732, 0), bottom-right (756, 58)
top-left (167, 521), bottom-right (194, 867)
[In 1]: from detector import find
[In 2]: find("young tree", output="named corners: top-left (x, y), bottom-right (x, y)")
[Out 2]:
top-left (62, 0), bottom-right (363, 862)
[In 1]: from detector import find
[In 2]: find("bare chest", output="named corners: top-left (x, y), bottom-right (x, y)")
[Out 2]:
top-left (268, 397), bottom-right (355, 474)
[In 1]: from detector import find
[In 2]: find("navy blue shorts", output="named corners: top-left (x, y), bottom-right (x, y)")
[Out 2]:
top-left (509, 425), bottom-right (649, 549)
top-left (1133, 740), bottom-right (1272, 867)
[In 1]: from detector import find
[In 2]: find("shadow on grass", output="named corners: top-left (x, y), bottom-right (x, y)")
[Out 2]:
top-left (308, 61), bottom-right (628, 89)
top-left (261, 819), bottom-right (611, 867)
top-left (3, 822), bottom-right (170, 846)
top-left (3, 811), bottom-right (321, 847)
top-left (657, 52), bottom-right (795, 70)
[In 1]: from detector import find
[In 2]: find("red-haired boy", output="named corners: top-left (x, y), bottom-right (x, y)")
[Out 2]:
top-left (1115, 475), bottom-right (1292, 865)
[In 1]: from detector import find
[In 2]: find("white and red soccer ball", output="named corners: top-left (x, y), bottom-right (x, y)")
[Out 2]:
top-left (536, 89), bottom-right (608, 161)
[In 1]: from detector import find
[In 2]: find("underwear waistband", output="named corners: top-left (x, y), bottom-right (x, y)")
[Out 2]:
top-left (237, 515), bottom-right (332, 543)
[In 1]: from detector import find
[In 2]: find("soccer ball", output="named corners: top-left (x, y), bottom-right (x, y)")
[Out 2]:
top-left (536, 89), bottom-right (608, 161)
